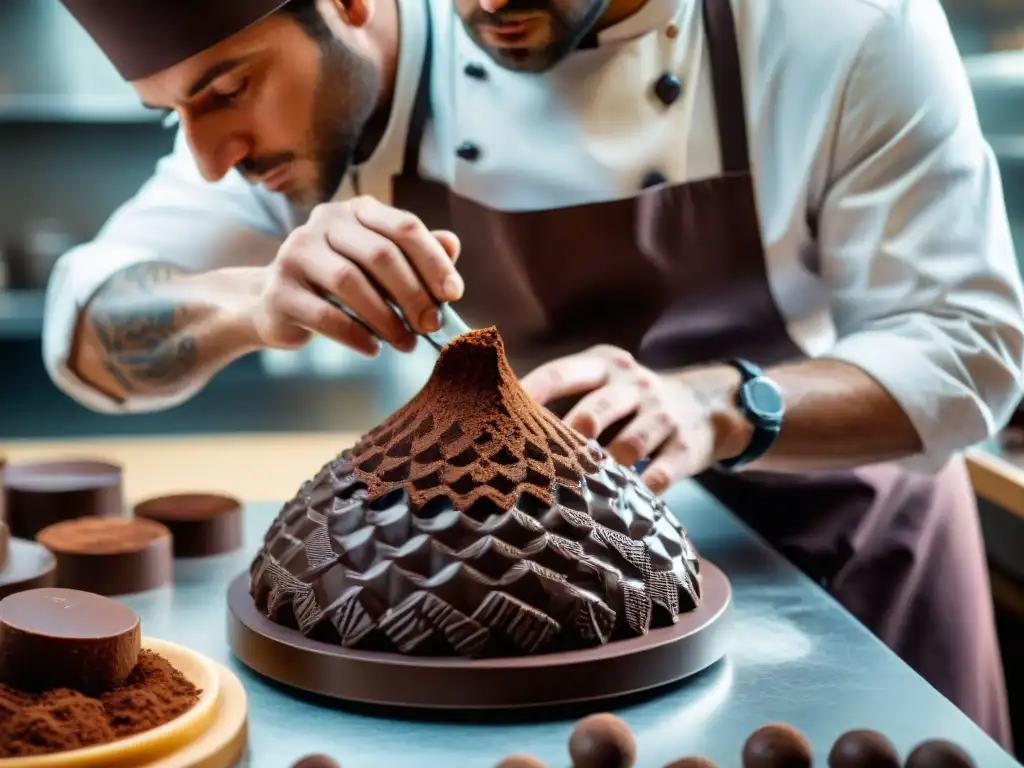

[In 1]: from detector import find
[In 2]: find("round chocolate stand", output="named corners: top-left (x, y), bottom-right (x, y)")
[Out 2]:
top-left (4, 459), bottom-right (124, 539)
top-left (0, 537), bottom-right (57, 600)
top-left (228, 559), bottom-right (732, 709)
top-left (134, 493), bottom-right (244, 558)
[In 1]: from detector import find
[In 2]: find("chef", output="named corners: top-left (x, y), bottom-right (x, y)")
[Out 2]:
top-left (51, 0), bottom-right (1023, 747)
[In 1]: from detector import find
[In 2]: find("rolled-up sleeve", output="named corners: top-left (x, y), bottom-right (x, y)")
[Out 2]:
top-left (43, 131), bottom-right (289, 414)
top-left (818, 0), bottom-right (1024, 473)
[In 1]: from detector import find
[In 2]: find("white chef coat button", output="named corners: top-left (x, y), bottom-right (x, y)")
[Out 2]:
top-left (653, 72), bottom-right (683, 106)
top-left (641, 171), bottom-right (668, 189)
top-left (456, 142), bottom-right (481, 161)
top-left (464, 62), bottom-right (487, 79)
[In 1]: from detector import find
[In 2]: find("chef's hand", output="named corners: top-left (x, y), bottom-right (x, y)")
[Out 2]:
top-left (521, 346), bottom-right (750, 495)
top-left (253, 196), bottom-right (463, 355)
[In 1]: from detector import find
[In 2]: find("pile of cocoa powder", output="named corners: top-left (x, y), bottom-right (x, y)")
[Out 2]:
top-left (0, 650), bottom-right (200, 758)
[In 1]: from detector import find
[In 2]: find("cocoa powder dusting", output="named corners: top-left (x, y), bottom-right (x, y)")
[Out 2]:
top-left (0, 650), bottom-right (200, 758)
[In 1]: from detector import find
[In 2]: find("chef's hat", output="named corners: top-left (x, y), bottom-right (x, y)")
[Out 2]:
top-left (59, 0), bottom-right (293, 80)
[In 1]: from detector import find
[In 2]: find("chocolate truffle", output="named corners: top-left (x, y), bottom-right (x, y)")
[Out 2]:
top-left (0, 587), bottom-right (140, 693)
top-left (497, 756), bottom-right (547, 768)
top-left (663, 759), bottom-right (718, 768)
top-left (828, 729), bottom-right (899, 767)
top-left (742, 724), bottom-right (812, 768)
top-left (134, 493), bottom-right (244, 558)
top-left (4, 459), bottom-right (123, 539)
top-left (290, 756), bottom-right (342, 768)
top-left (250, 328), bottom-right (701, 657)
top-left (905, 740), bottom-right (976, 768)
top-left (36, 516), bottom-right (173, 596)
top-left (568, 713), bottom-right (637, 768)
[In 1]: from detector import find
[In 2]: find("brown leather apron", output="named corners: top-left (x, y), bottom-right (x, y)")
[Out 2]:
top-left (386, 0), bottom-right (1012, 747)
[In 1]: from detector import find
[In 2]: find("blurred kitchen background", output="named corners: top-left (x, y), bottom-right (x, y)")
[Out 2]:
top-left (1, 0), bottom-right (1023, 440)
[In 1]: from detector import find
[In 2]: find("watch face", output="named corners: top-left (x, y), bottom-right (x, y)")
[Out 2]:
top-left (744, 378), bottom-right (785, 421)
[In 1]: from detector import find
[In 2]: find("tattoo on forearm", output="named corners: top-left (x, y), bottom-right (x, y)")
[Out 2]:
top-left (88, 262), bottom-right (200, 394)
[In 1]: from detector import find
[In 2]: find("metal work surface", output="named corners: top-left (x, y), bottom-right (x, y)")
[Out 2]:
top-left (119, 483), bottom-right (1021, 768)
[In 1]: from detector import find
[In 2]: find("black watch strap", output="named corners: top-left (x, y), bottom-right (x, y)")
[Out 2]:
top-left (715, 359), bottom-right (783, 471)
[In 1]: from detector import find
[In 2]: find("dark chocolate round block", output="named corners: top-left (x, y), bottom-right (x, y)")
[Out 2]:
top-left (0, 537), bottom-right (57, 599)
top-left (568, 713), bottom-right (637, 768)
top-left (497, 756), bottom-right (547, 768)
top-left (663, 759), bottom-right (718, 768)
top-left (228, 561), bottom-right (730, 708)
top-left (905, 740), bottom-right (976, 768)
top-left (742, 724), bottom-right (813, 768)
top-left (290, 756), bottom-right (342, 768)
top-left (36, 516), bottom-right (172, 596)
top-left (134, 493), bottom-right (243, 558)
top-left (0, 521), bottom-right (8, 570)
top-left (828, 729), bottom-right (899, 767)
top-left (4, 459), bottom-right (123, 539)
top-left (0, 587), bottom-right (140, 693)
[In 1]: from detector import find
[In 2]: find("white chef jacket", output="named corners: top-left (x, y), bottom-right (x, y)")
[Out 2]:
top-left (43, 0), bottom-right (1024, 473)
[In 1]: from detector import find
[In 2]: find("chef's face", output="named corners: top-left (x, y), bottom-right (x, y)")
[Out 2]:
top-left (132, 6), bottom-right (379, 206)
top-left (456, 0), bottom-right (609, 72)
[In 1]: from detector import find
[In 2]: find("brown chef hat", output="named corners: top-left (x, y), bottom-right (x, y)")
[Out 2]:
top-left (59, 0), bottom-right (294, 81)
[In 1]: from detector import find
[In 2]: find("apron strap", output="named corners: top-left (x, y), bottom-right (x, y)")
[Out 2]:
top-left (702, 0), bottom-right (751, 173)
top-left (401, 0), bottom-right (433, 178)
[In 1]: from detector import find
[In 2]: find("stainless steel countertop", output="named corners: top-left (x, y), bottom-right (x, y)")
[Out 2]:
top-left (119, 483), bottom-right (1021, 768)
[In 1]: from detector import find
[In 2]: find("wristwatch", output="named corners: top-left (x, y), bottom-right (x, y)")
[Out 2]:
top-left (715, 359), bottom-right (785, 470)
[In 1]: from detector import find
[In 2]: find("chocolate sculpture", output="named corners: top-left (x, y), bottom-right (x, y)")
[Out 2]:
top-left (249, 328), bottom-right (701, 657)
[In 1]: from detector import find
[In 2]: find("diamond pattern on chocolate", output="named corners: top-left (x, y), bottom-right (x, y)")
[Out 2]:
top-left (250, 328), bottom-right (702, 657)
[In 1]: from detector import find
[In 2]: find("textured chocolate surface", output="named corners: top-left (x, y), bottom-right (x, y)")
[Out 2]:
top-left (4, 459), bottom-right (123, 540)
top-left (0, 587), bottom-right (140, 693)
top-left (36, 517), bottom-right (172, 596)
top-left (134, 493), bottom-right (244, 558)
top-left (249, 328), bottom-right (701, 657)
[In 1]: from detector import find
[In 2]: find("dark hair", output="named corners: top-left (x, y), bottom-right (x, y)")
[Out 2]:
top-left (280, 0), bottom-right (333, 42)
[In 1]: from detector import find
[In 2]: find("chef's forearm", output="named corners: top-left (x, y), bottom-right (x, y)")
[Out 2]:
top-left (70, 262), bottom-right (264, 403)
top-left (682, 358), bottom-right (923, 472)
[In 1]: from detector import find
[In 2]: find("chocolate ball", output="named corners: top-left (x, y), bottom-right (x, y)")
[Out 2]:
top-left (291, 756), bottom-right (341, 768)
top-left (828, 729), bottom-right (899, 767)
top-left (663, 758), bottom-right (718, 768)
top-left (742, 724), bottom-right (812, 768)
top-left (569, 713), bottom-right (637, 768)
top-left (905, 740), bottom-right (976, 768)
top-left (496, 756), bottom-right (547, 768)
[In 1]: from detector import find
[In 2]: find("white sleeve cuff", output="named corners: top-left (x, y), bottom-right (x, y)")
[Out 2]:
top-left (42, 242), bottom-right (207, 415)
top-left (822, 329), bottom-right (1000, 475)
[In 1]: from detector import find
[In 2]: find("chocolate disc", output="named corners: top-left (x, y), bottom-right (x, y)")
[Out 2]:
top-left (134, 493), bottom-right (243, 558)
top-left (0, 587), bottom-right (140, 693)
top-left (4, 459), bottom-right (123, 539)
top-left (0, 522), bottom-right (8, 570)
top-left (36, 516), bottom-right (172, 596)
top-left (0, 537), bottom-right (57, 599)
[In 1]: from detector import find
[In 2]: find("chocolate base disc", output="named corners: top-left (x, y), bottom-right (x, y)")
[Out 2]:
top-left (227, 559), bottom-right (732, 709)
top-left (0, 537), bottom-right (57, 600)
top-left (36, 517), bottom-right (173, 596)
top-left (4, 459), bottom-right (124, 540)
top-left (133, 493), bottom-right (244, 558)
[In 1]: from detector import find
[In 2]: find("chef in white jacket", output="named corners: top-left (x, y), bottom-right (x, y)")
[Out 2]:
top-left (51, 0), bottom-right (1024, 747)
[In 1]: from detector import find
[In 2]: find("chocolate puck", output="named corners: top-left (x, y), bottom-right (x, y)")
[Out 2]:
top-left (291, 756), bottom-right (342, 768)
top-left (133, 493), bottom-right (243, 558)
top-left (497, 756), bottom-right (547, 768)
top-left (828, 729), bottom-right (899, 767)
top-left (905, 740), bottom-right (976, 768)
top-left (0, 522), bottom-right (8, 570)
top-left (742, 724), bottom-right (812, 768)
top-left (4, 459), bottom-right (123, 540)
top-left (36, 516), bottom-right (172, 596)
top-left (0, 587), bottom-right (140, 693)
top-left (0, 537), bottom-right (57, 600)
top-left (568, 713), bottom-right (637, 768)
